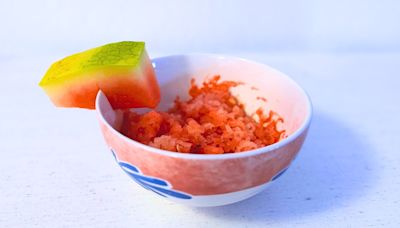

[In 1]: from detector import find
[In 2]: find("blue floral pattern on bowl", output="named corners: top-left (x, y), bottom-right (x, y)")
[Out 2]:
top-left (111, 149), bottom-right (192, 200)
top-left (271, 167), bottom-right (288, 181)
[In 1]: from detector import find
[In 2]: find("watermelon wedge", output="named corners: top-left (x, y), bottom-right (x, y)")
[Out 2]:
top-left (39, 41), bottom-right (160, 109)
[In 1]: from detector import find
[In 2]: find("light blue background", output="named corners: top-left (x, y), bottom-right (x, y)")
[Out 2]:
top-left (1, 0), bottom-right (400, 56)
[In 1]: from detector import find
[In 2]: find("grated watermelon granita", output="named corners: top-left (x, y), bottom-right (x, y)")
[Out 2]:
top-left (120, 75), bottom-right (284, 154)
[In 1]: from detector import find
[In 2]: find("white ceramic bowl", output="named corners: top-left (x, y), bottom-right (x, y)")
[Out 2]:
top-left (96, 54), bottom-right (312, 207)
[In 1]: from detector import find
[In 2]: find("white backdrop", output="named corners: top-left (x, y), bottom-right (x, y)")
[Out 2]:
top-left (1, 0), bottom-right (400, 56)
top-left (2, 1), bottom-right (400, 227)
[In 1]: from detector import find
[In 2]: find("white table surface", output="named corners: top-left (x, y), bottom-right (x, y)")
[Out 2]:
top-left (1, 52), bottom-right (399, 227)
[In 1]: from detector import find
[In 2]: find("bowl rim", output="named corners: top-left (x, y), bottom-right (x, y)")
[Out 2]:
top-left (96, 53), bottom-right (312, 160)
